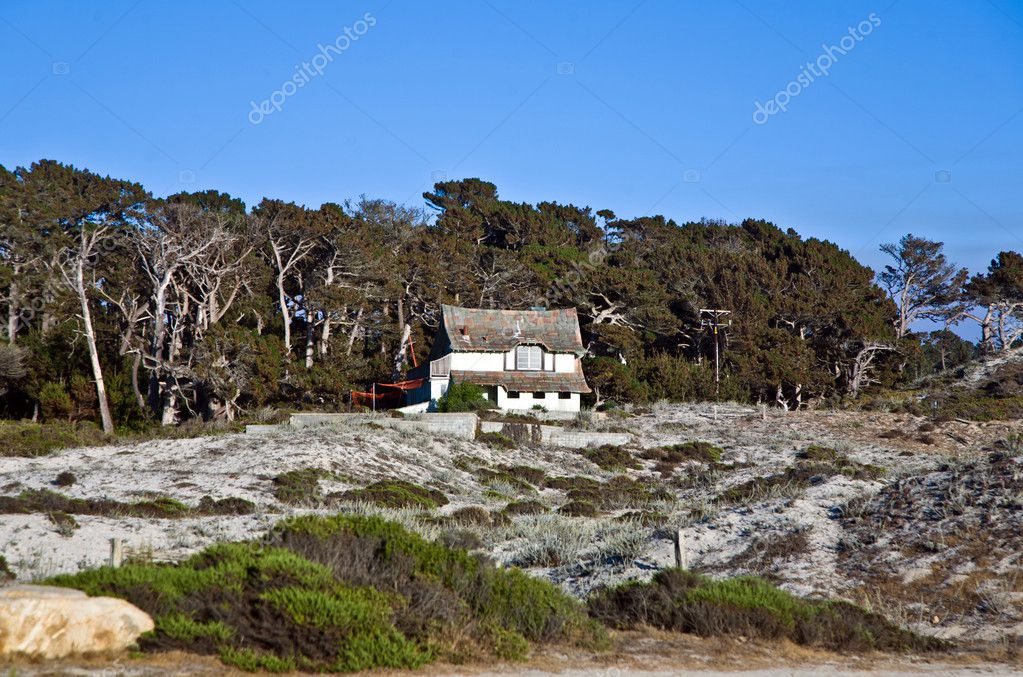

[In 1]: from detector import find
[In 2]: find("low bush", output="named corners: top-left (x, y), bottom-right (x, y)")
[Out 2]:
top-left (503, 500), bottom-right (547, 516)
top-left (339, 480), bottom-right (448, 509)
top-left (933, 393), bottom-right (1023, 422)
top-left (438, 382), bottom-right (495, 413)
top-left (449, 506), bottom-right (492, 526)
top-left (272, 467), bottom-right (336, 505)
top-left (615, 510), bottom-right (668, 526)
top-left (47, 510), bottom-right (78, 536)
top-left (0, 488), bottom-right (254, 519)
top-left (476, 431), bottom-right (517, 449)
top-left (0, 554), bottom-right (14, 583)
top-left (53, 471), bottom-right (77, 487)
top-left (639, 442), bottom-right (724, 476)
top-left (559, 500), bottom-right (599, 517)
top-left (587, 568), bottom-right (942, 652)
top-left (718, 451), bottom-right (884, 505)
top-left (46, 515), bottom-right (606, 671)
top-left (0, 421), bottom-right (108, 458)
top-left (566, 475), bottom-right (673, 510)
top-left (578, 445), bottom-right (641, 471)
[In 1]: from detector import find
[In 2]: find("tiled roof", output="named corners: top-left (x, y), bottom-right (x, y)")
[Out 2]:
top-left (450, 369), bottom-right (591, 394)
top-left (441, 305), bottom-right (585, 354)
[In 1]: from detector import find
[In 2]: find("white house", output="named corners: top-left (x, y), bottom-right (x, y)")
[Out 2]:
top-left (408, 305), bottom-right (591, 412)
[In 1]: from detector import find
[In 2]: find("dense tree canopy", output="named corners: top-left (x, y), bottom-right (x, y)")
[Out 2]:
top-left (0, 160), bottom-right (1005, 427)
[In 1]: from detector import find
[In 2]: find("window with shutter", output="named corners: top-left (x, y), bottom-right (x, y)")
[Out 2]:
top-left (515, 345), bottom-right (541, 370)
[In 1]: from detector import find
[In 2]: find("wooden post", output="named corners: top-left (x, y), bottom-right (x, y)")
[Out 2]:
top-left (673, 530), bottom-right (685, 569)
top-left (761, 403), bottom-right (767, 421)
top-left (109, 538), bottom-right (123, 568)
top-left (713, 405), bottom-right (718, 421)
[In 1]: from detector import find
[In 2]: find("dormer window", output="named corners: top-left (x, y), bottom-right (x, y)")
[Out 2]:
top-left (515, 345), bottom-right (542, 370)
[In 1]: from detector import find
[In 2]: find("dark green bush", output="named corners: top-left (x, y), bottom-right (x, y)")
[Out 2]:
top-left (272, 467), bottom-right (335, 505)
top-left (0, 421), bottom-right (108, 457)
top-left (502, 500), bottom-right (547, 516)
top-left (0, 488), bottom-right (253, 519)
top-left (438, 382), bottom-right (495, 413)
top-left (0, 554), bottom-right (14, 583)
top-left (587, 568), bottom-right (941, 652)
top-left (46, 515), bottom-right (606, 671)
top-left (578, 445), bottom-right (641, 471)
top-left (53, 471), bottom-right (77, 487)
top-left (476, 431), bottom-right (517, 449)
top-left (338, 479), bottom-right (448, 509)
top-left (449, 506), bottom-right (492, 526)
top-left (559, 500), bottom-right (599, 517)
top-left (640, 441), bottom-right (724, 476)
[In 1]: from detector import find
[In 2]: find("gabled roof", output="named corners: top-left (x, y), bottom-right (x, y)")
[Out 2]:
top-left (451, 369), bottom-right (591, 394)
top-left (440, 305), bottom-right (585, 354)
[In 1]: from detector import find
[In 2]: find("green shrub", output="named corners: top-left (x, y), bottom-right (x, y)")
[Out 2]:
top-left (503, 500), bottom-right (547, 516)
top-left (718, 451), bottom-right (884, 505)
top-left (47, 510), bottom-right (78, 536)
top-left (0, 488), bottom-right (254, 519)
top-left (0, 421), bottom-right (108, 458)
top-left (640, 441), bottom-right (724, 476)
top-left (587, 568), bottom-right (942, 652)
top-left (449, 506), bottom-right (492, 526)
top-left (272, 467), bottom-right (334, 505)
top-left (0, 555), bottom-right (15, 583)
top-left (269, 514), bottom-right (605, 651)
top-left (53, 471), bottom-right (76, 487)
top-left (438, 382), bottom-right (495, 413)
top-left (558, 500), bottom-right (599, 517)
top-left (477, 431), bottom-right (517, 449)
top-left (578, 445), bottom-right (641, 471)
top-left (338, 479), bottom-right (448, 509)
top-left (38, 381), bottom-right (73, 421)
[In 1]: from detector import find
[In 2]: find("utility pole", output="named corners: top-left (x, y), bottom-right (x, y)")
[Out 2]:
top-left (699, 309), bottom-right (731, 397)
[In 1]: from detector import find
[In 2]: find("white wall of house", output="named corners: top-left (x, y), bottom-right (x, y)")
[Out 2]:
top-left (449, 351), bottom-right (505, 371)
top-left (495, 387), bottom-right (580, 412)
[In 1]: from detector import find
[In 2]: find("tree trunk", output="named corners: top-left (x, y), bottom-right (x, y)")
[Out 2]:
top-left (130, 350), bottom-right (145, 410)
top-left (277, 271), bottom-right (292, 354)
top-left (305, 310), bottom-right (315, 369)
top-left (346, 307), bottom-right (363, 356)
top-left (392, 322), bottom-right (411, 382)
top-left (6, 272), bottom-right (18, 343)
top-left (76, 260), bottom-right (114, 435)
top-left (319, 313), bottom-right (333, 356)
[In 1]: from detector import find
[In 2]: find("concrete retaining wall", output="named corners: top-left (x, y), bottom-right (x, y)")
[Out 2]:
top-left (288, 412), bottom-right (478, 440)
top-left (274, 412), bottom-right (626, 447)
top-left (478, 420), bottom-right (630, 448)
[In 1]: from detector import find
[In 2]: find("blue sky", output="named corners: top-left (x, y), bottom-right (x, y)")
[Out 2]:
top-left (1, 0), bottom-right (1021, 284)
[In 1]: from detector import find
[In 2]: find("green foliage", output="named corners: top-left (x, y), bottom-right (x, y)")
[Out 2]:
top-left (578, 445), bottom-right (641, 471)
top-left (269, 514), bottom-right (606, 651)
top-left (38, 382), bottom-right (73, 421)
top-left (640, 441), bottom-right (724, 476)
top-left (502, 499), bottom-right (548, 515)
top-left (339, 479), bottom-right (448, 509)
top-left (0, 488), bottom-right (254, 519)
top-left (0, 554), bottom-right (15, 582)
top-left (718, 452), bottom-right (884, 504)
top-left (587, 568), bottom-right (941, 652)
top-left (272, 467), bottom-right (335, 505)
top-left (476, 431), bottom-right (517, 448)
top-left (0, 421), bottom-right (108, 457)
top-left (438, 382), bottom-right (494, 412)
top-left (48, 540), bottom-right (432, 673)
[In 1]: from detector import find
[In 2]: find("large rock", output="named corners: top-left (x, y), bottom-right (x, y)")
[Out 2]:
top-left (0, 584), bottom-right (154, 658)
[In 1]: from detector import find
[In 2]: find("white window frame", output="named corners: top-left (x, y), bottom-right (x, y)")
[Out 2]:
top-left (515, 345), bottom-right (542, 371)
